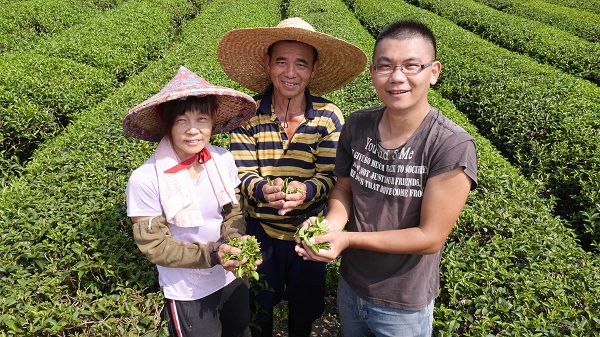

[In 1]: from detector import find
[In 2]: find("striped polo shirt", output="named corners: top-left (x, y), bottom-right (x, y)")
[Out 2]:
top-left (229, 85), bottom-right (344, 240)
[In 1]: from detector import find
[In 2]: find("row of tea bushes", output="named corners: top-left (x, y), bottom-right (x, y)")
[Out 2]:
top-left (293, 0), bottom-right (600, 334)
top-left (474, 0), bottom-right (600, 43)
top-left (405, 0), bottom-right (600, 84)
top-left (0, 53), bottom-right (116, 180)
top-left (541, 0), bottom-right (600, 15)
top-left (1, 0), bottom-right (199, 179)
top-left (31, 0), bottom-right (199, 82)
top-left (0, 0), bottom-right (126, 52)
top-left (0, 0), bottom-right (279, 335)
top-left (348, 0), bottom-right (600, 250)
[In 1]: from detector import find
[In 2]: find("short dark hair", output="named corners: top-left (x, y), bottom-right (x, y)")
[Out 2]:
top-left (159, 95), bottom-right (216, 137)
top-left (267, 40), bottom-right (319, 63)
top-left (374, 20), bottom-right (437, 61)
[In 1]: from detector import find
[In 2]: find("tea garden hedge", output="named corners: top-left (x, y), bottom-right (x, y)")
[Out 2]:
top-left (1, 0), bottom-right (599, 336)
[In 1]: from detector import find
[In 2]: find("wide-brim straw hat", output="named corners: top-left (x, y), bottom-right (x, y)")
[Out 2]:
top-left (217, 17), bottom-right (367, 96)
top-left (123, 66), bottom-right (257, 142)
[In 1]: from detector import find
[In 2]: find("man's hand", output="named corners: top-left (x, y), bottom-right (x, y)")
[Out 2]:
top-left (294, 218), bottom-right (346, 263)
top-left (262, 177), bottom-right (287, 209)
top-left (279, 180), bottom-right (307, 215)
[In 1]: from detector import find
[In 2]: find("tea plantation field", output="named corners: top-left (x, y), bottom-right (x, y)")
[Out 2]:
top-left (1, 0), bottom-right (599, 335)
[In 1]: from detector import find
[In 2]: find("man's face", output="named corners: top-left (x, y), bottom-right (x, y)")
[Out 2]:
top-left (370, 36), bottom-right (440, 115)
top-left (264, 41), bottom-right (318, 100)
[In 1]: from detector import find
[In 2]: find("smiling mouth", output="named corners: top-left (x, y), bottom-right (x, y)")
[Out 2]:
top-left (282, 81), bottom-right (299, 88)
top-left (388, 89), bottom-right (409, 95)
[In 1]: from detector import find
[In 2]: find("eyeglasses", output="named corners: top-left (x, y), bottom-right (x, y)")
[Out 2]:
top-left (373, 61), bottom-right (435, 76)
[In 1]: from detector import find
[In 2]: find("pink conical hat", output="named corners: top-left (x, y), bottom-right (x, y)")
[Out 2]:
top-left (123, 66), bottom-right (257, 141)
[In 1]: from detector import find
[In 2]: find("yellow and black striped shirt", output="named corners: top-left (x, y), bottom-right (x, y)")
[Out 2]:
top-left (229, 85), bottom-right (344, 240)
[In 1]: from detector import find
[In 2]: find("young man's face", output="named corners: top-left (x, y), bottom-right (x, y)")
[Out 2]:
top-left (169, 110), bottom-right (212, 160)
top-left (264, 41), bottom-right (319, 100)
top-left (370, 36), bottom-right (440, 115)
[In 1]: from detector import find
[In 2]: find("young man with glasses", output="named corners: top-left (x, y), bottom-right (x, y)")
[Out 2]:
top-left (296, 20), bottom-right (478, 337)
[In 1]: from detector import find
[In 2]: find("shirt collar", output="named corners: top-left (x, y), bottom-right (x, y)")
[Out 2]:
top-left (256, 84), bottom-right (315, 119)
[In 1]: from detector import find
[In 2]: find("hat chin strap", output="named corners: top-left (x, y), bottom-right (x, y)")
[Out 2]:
top-left (282, 98), bottom-right (291, 129)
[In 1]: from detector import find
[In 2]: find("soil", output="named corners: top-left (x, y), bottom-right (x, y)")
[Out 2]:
top-left (272, 295), bottom-right (341, 337)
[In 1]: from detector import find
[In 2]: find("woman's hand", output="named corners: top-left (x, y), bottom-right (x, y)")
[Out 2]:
top-left (218, 236), bottom-right (263, 276)
top-left (217, 244), bottom-right (247, 272)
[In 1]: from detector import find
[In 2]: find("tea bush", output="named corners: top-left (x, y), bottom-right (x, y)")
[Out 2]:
top-left (405, 0), bottom-right (600, 84)
top-left (2, 0), bottom-right (600, 335)
top-left (541, 0), bottom-right (600, 15)
top-left (0, 52), bottom-right (116, 177)
top-left (32, 0), bottom-right (199, 82)
top-left (1, 0), bottom-right (200, 179)
top-left (474, 0), bottom-right (600, 42)
top-left (0, 0), bottom-right (127, 52)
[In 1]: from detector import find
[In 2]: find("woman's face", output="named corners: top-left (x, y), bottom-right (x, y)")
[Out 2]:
top-left (169, 110), bottom-right (213, 160)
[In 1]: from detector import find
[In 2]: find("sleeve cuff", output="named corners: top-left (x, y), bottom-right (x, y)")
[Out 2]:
top-left (254, 180), bottom-right (268, 203)
top-left (304, 181), bottom-right (316, 201)
top-left (208, 241), bottom-right (221, 267)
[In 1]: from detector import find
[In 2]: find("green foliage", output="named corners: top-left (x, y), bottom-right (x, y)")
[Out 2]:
top-left (541, 0), bottom-right (600, 15)
top-left (294, 216), bottom-right (331, 253)
top-left (0, 52), bottom-right (116, 175)
top-left (0, 0), bottom-right (127, 52)
top-left (474, 0), bottom-right (600, 42)
top-left (1, 0), bottom-right (198, 180)
top-left (267, 177), bottom-right (306, 194)
top-left (224, 236), bottom-right (262, 281)
top-left (33, 0), bottom-right (198, 82)
top-left (405, 0), bottom-right (600, 84)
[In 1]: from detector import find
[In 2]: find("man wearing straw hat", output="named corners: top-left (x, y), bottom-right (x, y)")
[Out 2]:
top-left (218, 17), bottom-right (367, 337)
top-left (124, 66), bottom-right (260, 337)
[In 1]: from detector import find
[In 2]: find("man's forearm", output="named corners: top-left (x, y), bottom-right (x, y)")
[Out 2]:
top-left (325, 178), bottom-right (353, 231)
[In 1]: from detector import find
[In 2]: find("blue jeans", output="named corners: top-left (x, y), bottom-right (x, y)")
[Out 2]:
top-left (337, 276), bottom-right (434, 337)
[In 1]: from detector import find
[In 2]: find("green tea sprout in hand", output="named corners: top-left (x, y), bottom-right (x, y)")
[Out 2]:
top-left (223, 236), bottom-right (262, 281)
top-left (294, 216), bottom-right (331, 253)
top-left (267, 177), bottom-right (306, 194)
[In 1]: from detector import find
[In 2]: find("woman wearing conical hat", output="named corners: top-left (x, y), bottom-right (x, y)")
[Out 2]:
top-left (124, 66), bottom-right (259, 337)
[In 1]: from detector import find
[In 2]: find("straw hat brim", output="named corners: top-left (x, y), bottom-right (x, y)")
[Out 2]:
top-left (123, 78), bottom-right (257, 142)
top-left (217, 26), bottom-right (367, 96)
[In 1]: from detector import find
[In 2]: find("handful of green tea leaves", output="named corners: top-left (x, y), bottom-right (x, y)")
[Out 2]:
top-left (294, 216), bottom-right (331, 253)
top-left (267, 177), bottom-right (306, 194)
top-left (224, 236), bottom-right (262, 281)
